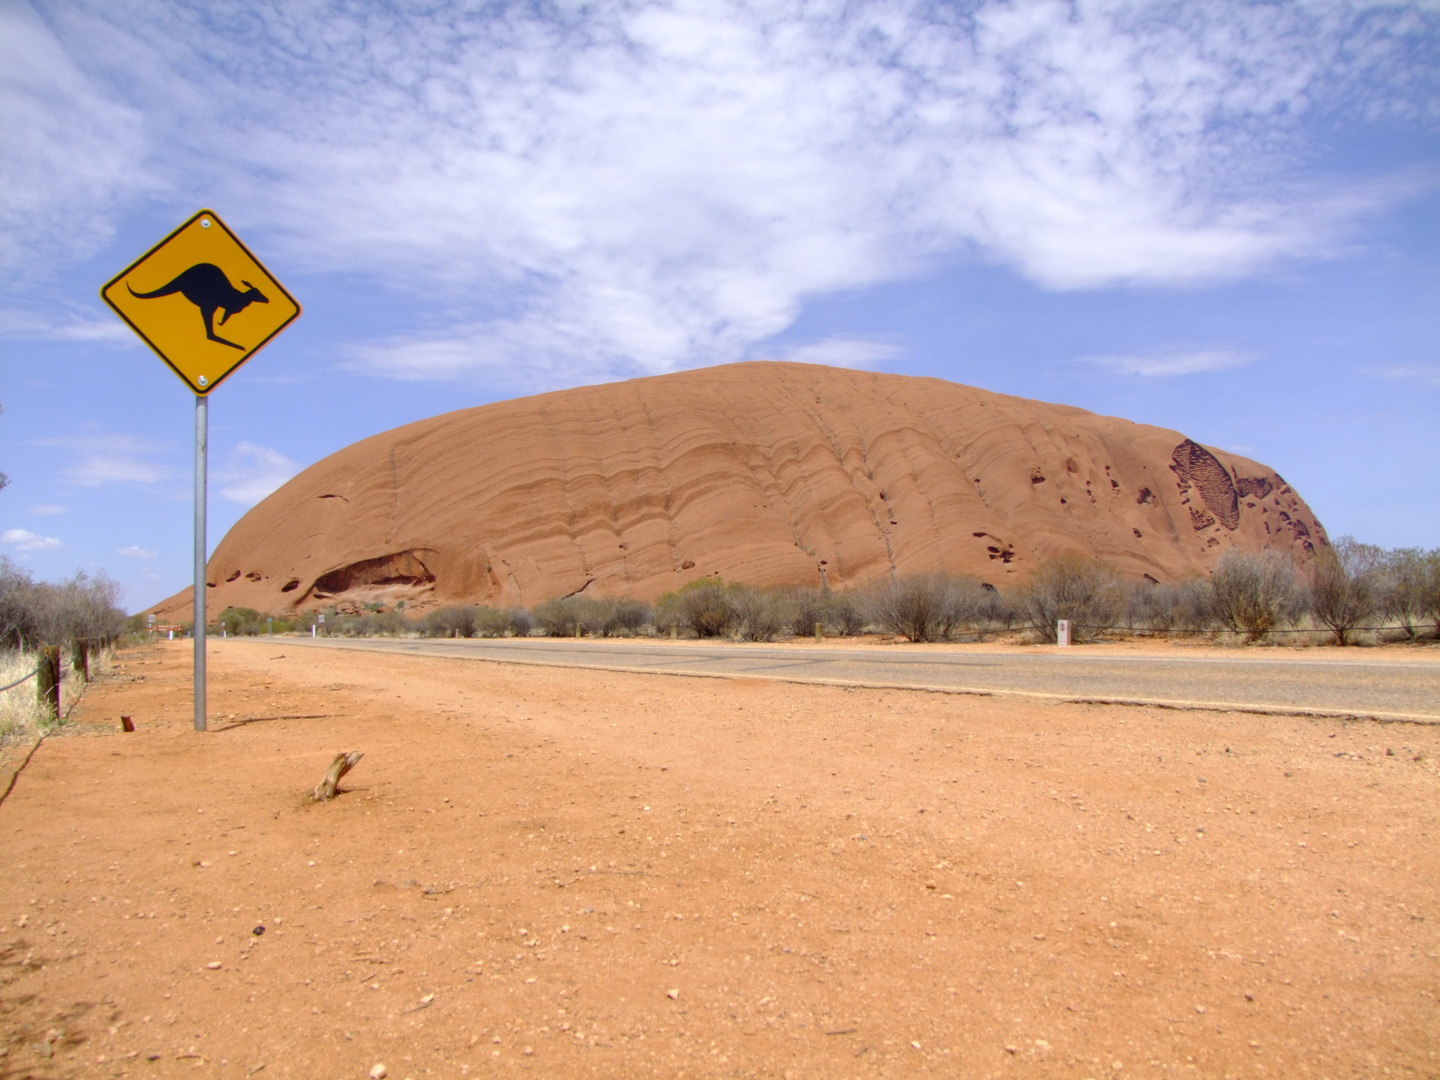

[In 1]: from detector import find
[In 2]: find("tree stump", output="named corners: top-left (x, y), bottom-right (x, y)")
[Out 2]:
top-left (312, 751), bottom-right (363, 802)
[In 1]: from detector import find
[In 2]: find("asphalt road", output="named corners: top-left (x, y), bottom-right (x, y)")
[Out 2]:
top-left (275, 637), bottom-right (1440, 723)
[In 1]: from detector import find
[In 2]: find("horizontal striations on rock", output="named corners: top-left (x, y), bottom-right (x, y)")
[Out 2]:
top-left (153, 362), bottom-right (1328, 619)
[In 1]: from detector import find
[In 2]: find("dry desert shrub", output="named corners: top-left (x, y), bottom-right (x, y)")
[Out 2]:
top-left (1124, 577), bottom-right (1216, 634)
top-left (0, 557), bottom-right (125, 649)
top-left (1212, 549), bottom-right (1303, 642)
top-left (421, 605), bottom-right (480, 638)
top-left (654, 578), bottom-right (733, 638)
top-left (1376, 547), bottom-right (1440, 640)
top-left (1309, 537), bottom-right (1382, 646)
top-left (534, 596), bottom-right (648, 637)
top-left (787, 587), bottom-right (864, 637)
top-left (725, 584), bottom-right (795, 642)
top-left (863, 572), bottom-right (989, 643)
top-left (1014, 556), bottom-right (1123, 643)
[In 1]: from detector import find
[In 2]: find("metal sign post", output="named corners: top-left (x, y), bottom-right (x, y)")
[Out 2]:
top-left (194, 394), bottom-right (208, 731)
top-left (101, 209), bottom-right (300, 733)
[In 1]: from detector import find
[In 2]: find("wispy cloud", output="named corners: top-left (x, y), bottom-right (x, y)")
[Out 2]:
top-left (215, 442), bottom-right (299, 506)
top-left (0, 307), bottom-right (134, 343)
top-left (37, 433), bottom-right (177, 487)
top-left (6, 1), bottom-right (1438, 382)
top-left (2, 528), bottom-right (65, 552)
top-left (28, 504), bottom-right (68, 516)
top-left (1083, 349), bottom-right (1255, 379)
top-left (1362, 362), bottom-right (1440, 387)
top-left (117, 545), bottom-right (157, 559)
top-left (0, 2), bottom-right (153, 280)
top-left (757, 337), bottom-right (904, 370)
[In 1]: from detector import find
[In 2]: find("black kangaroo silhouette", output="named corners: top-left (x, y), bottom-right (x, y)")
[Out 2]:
top-left (127, 263), bottom-right (268, 350)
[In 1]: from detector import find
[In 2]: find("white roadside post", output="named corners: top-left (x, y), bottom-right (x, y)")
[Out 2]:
top-left (1057, 619), bottom-right (1071, 647)
top-left (101, 209), bottom-right (300, 733)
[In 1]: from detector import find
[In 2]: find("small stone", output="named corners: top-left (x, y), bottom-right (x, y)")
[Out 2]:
top-left (1195, 1005), bottom-right (1206, 1014)
top-left (1004, 1045), bottom-right (1017, 1054)
top-left (523, 1047), bottom-right (533, 1056)
top-left (910, 1040), bottom-right (922, 1050)
top-left (666, 988), bottom-right (679, 1000)
top-left (252, 926), bottom-right (265, 936)
top-left (206, 961), bottom-right (222, 970)
top-left (370, 1064), bottom-right (387, 1079)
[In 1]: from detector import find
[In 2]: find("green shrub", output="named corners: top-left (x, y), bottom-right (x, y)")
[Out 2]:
top-left (654, 578), bottom-right (733, 638)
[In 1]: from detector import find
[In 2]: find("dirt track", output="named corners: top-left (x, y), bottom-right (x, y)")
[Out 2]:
top-left (1, 639), bottom-right (1437, 1079)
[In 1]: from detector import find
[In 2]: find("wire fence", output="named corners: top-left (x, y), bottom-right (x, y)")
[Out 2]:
top-left (0, 663), bottom-right (41, 693)
top-left (1070, 624), bottom-right (1417, 635)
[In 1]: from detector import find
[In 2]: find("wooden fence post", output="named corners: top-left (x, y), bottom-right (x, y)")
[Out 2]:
top-left (37, 646), bottom-right (60, 720)
top-left (815, 621), bottom-right (823, 644)
top-left (73, 638), bottom-right (90, 682)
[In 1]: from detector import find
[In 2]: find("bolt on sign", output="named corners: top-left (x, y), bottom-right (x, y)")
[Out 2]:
top-left (100, 209), bottom-right (300, 393)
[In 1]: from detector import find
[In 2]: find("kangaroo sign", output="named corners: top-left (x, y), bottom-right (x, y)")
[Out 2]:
top-left (101, 209), bottom-right (300, 395)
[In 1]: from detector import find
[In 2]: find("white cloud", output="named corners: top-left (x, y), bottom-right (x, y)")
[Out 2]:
top-left (0, 2), bottom-right (153, 280)
top-left (1084, 349), bottom-right (1255, 378)
top-left (0, 307), bottom-right (134, 343)
top-left (117, 545), bottom-right (157, 559)
top-left (40, 434), bottom-right (176, 487)
top-left (5, 1), bottom-right (1437, 382)
top-left (757, 337), bottom-right (904, 369)
top-left (215, 442), bottom-right (299, 506)
top-left (1362, 362), bottom-right (1440, 387)
top-left (2, 528), bottom-right (65, 552)
top-left (28, 504), bottom-right (68, 516)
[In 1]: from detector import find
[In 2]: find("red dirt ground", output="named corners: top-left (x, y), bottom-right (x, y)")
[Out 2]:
top-left (1, 639), bottom-right (1436, 1080)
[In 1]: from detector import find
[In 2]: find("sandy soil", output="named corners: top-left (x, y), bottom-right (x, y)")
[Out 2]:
top-left (1, 638), bottom-right (1437, 1080)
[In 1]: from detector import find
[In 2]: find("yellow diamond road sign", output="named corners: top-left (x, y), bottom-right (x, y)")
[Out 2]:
top-left (101, 209), bottom-right (300, 394)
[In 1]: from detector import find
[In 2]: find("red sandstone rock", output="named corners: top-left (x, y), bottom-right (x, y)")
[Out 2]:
top-left (152, 362), bottom-right (1327, 619)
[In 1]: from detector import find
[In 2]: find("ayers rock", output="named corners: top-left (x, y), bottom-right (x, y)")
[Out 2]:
top-left (153, 362), bottom-right (1327, 619)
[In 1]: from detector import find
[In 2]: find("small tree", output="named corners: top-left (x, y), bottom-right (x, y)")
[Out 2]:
top-left (1015, 556), bottom-right (1122, 643)
top-left (1212, 550), bottom-right (1301, 642)
top-left (1378, 548), bottom-right (1431, 640)
top-left (1310, 537), bottom-right (1380, 645)
top-left (1420, 549), bottom-right (1440, 639)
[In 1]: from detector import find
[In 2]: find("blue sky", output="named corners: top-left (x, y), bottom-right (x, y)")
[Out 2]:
top-left (2, 0), bottom-right (1437, 613)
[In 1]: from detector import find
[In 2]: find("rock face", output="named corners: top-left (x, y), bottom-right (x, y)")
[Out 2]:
top-left (153, 362), bottom-right (1327, 619)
